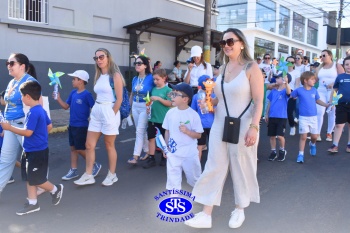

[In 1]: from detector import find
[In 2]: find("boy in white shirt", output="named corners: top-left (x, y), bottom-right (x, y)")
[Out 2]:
top-left (162, 83), bottom-right (203, 191)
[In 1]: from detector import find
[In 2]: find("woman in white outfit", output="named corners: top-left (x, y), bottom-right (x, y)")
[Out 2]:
top-left (316, 50), bottom-right (344, 141)
top-left (185, 28), bottom-right (264, 229)
top-left (74, 48), bottom-right (124, 186)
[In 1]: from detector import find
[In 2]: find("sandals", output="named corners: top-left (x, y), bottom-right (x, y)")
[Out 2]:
top-left (127, 157), bottom-right (138, 164)
top-left (140, 154), bottom-right (149, 161)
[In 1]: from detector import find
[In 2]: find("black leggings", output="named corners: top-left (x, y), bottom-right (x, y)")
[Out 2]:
top-left (287, 98), bottom-right (296, 127)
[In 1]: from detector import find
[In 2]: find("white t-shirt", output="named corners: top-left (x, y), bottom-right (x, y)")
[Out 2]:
top-left (94, 74), bottom-right (115, 103)
top-left (185, 62), bottom-right (213, 87)
top-left (288, 69), bottom-right (301, 90)
top-left (294, 64), bottom-right (305, 74)
top-left (260, 63), bottom-right (272, 83)
top-left (162, 107), bottom-right (203, 157)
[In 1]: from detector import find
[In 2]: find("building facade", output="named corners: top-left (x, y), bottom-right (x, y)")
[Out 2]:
top-left (0, 0), bottom-right (219, 108)
top-left (217, 0), bottom-right (328, 62)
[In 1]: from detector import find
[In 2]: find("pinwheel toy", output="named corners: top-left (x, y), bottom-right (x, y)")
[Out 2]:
top-left (155, 127), bottom-right (170, 155)
top-left (143, 91), bottom-right (152, 119)
top-left (0, 111), bottom-right (5, 123)
top-left (331, 91), bottom-right (343, 106)
top-left (276, 57), bottom-right (293, 77)
top-left (132, 48), bottom-right (148, 58)
top-left (48, 68), bottom-right (65, 100)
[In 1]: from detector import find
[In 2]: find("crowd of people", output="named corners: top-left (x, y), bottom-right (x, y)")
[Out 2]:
top-left (0, 28), bottom-right (349, 230)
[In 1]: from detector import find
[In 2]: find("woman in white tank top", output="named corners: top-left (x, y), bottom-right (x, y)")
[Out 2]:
top-left (316, 50), bottom-right (344, 141)
top-left (74, 48), bottom-right (125, 187)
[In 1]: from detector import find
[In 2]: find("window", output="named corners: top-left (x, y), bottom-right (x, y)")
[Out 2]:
top-left (256, 0), bottom-right (276, 32)
top-left (278, 43), bottom-right (289, 58)
top-left (8, 0), bottom-right (48, 23)
top-left (279, 5), bottom-right (289, 37)
top-left (254, 37), bottom-right (275, 58)
top-left (307, 20), bottom-right (318, 46)
top-left (217, 2), bottom-right (247, 31)
top-left (312, 53), bottom-right (318, 63)
top-left (292, 12), bottom-right (305, 42)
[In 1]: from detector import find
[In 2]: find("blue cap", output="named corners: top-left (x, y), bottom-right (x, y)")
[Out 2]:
top-left (198, 75), bottom-right (211, 90)
top-left (171, 83), bottom-right (193, 100)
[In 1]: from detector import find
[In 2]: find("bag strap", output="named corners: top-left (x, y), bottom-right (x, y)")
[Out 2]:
top-left (221, 64), bottom-right (252, 119)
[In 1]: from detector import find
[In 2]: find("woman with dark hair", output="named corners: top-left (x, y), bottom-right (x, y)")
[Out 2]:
top-left (185, 28), bottom-right (263, 229)
top-left (153, 61), bottom-right (162, 71)
top-left (184, 45), bottom-right (213, 93)
top-left (171, 60), bottom-right (183, 83)
top-left (127, 55), bottom-right (155, 167)
top-left (316, 49), bottom-right (344, 141)
top-left (74, 48), bottom-right (124, 186)
top-left (0, 53), bottom-right (39, 197)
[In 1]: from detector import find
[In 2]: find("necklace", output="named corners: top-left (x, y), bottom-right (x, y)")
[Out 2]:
top-left (135, 75), bottom-right (146, 102)
top-left (8, 74), bottom-right (26, 97)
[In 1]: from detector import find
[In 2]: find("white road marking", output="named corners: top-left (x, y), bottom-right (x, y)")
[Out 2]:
top-left (120, 138), bottom-right (136, 143)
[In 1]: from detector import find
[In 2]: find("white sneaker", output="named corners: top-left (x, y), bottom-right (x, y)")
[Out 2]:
top-left (102, 171), bottom-right (118, 186)
top-left (184, 212), bottom-right (212, 228)
top-left (294, 117), bottom-right (299, 124)
top-left (317, 136), bottom-right (322, 142)
top-left (74, 173), bottom-right (95, 185)
top-left (290, 127), bottom-right (296, 136)
top-left (229, 209), bottom-right (245, 228)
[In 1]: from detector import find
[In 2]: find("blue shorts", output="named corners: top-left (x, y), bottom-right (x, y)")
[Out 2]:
top-left (69, 126), bottom-right (88, 150)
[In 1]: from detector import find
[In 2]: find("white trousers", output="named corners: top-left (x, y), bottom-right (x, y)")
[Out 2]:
top-left (166, 153), bottom-right (201, 190)
top-left (132, 102), bottom-right (149, 156)
top-left (316, 89), bottom-right (335, 134)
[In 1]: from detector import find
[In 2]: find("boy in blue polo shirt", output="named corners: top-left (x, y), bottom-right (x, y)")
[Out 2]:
top-left (1, 81), bottom-right (63, 215)
top-left (54, 70), bottom-right (99, 180)
top-left (291, 71), bottom-right (330, 163)
top-left (265, 73), bottom-right (291, 162)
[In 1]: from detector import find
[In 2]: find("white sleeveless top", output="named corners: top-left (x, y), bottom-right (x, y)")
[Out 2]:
top-left (318, 62), bottom-right (337, 91)
top-left (94, 74), bottom-right (115, 103)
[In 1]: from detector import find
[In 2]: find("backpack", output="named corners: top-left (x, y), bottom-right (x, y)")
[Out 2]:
top-left (109, 75), bottom-right (131, 120)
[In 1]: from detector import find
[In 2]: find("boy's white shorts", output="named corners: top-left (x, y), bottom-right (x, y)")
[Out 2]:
top-left (88, 103), bottom-right (120, 135)
top-left (298, 116), bottom-right (318, 134)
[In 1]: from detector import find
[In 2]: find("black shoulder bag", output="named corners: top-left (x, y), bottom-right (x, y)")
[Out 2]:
top-left (221, 64), bottom-right (251, 144)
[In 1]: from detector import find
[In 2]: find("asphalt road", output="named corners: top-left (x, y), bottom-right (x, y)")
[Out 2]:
top-left (0, 120), bottom-right (350, 233)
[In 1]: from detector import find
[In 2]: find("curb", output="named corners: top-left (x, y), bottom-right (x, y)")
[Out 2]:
top-left (49, 125), bottom-right (68, 134)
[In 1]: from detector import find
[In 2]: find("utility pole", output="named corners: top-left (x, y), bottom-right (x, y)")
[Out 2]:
top-left (203, 0), bottom-right (211, 63)
top-left (336, 0), bottom-right (344, 62)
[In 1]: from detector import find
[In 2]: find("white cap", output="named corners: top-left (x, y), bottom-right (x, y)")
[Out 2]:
top-left (67, 70), bottom-right (89, 82)
top-left (190, 45), bottom-right (202, 58)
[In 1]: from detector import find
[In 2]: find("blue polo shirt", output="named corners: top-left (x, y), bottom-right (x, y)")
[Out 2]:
top-left (291, 87), bottom-right (320, 117)
top-left (24, 105), bottom-right (51, 152)
top-left (66, 89), bottom-right (95, 127)
top-left (267, 89), bottom-right (289, 118)
top-left (333, 73), bottom-right (350, 103)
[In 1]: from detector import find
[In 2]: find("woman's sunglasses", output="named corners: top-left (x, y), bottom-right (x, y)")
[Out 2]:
top-left (93, 54), bottom-right (106, 61)
top-left (320, 54), bottom-right (327, 58)
top-left (6, 61), bottom-right (18, 67)
top-left (134, 62), bottom-right (144, 66)
top-left (218, 38), bottom-right (240, 48)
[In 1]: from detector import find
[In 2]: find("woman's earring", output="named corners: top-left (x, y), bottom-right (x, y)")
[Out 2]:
top-left (241, 46), bottom-right (244, 50)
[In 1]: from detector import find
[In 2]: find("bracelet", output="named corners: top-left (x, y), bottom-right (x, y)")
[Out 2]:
top-left (249, 124), bottom-right (259, 132)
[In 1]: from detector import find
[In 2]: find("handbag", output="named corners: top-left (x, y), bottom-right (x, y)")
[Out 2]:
top-left (221, 64), bottom-right (251, 144)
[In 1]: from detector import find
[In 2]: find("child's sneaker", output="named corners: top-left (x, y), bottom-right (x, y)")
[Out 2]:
top-left (229, 209), bottom-right (245, 228)
top-left (326, 133), bottom-right (332, 142)
top-left (327, 144), bottom-right (338, 153)
top-left (7, 176), bottom-right (15, 184)
top-left (347, 145), bottom-right (350, 153)
top-left (309, 141), bottom-right (317, 156)
top-left (92, 163), bottom-right (102, 177)
top-left (317, 136), bottom-right (322, 141)
top-left (143, 157), bottom-right (156, 169)
top-left (62, 168), bottom-right (78, 180)
top-left (268, 151), bottom-right (277, 161)
top-left (102, 170), bottom-right (118, 186)
top-left (297, 154), bottom-right (304, 163)
top-left (184, 212), bottom-right (212, 228)
top-left (16, 200), bottom-right (40, 215)
top-left (74, 173), bottom-right (95, 185)
top-left (51, 184), bottom-right (64, 205)
top-left (277, 150), bottom-right (287, 162)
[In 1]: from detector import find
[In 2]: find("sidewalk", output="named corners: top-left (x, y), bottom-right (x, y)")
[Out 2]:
top-left (49, 109), bottom-right (69, 133)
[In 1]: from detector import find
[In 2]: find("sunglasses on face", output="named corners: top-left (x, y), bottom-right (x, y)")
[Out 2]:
top-left (320, 54), bottom-right (327, 58)
top-left (296, 58), bottom-right (301, 60)
top-left (134, 61), bottom-right (144, 66)
top-left (6, 61), bottom-right (18, 67)
top-left (287, 61), bottom-right (295, 64)
top-left (93, 54), bottom-right (106, 61)
top-left (167, 91), bottom-right (187, 99)
top-left (264, 57), bottom-right (271, 60)
top-left (218, 38), bottom-right (240, 48)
